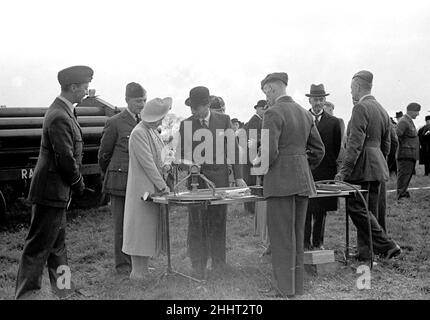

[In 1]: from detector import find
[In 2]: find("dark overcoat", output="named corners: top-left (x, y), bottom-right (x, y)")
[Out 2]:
top-left (308, 110), bottom-right (342, 211)
top-left (28, 98), bottom-right (84, 208)
top-left (418, 124), bottom-right (430, 164)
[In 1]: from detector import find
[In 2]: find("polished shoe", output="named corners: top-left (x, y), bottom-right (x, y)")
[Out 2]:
top-left (384, 244), bottom-right (401, 259)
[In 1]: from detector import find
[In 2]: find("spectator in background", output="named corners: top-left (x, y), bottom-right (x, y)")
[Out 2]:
top-left (395, 111), bottom-right (403, 124)
top-left (418, 115), bottom-right (430, 176)
top-left (209, 95), bottom-right (226, 114)
top-left (323, 101), bottom-right (346, 168)
top-left (387, 117), bottom-right (399, 176)
top-left (305, 85), bottom-right (341, 250)
top-left (231, 118), bottom-right (241, 132)
top-left (396, 103), bottom-right (421, 200)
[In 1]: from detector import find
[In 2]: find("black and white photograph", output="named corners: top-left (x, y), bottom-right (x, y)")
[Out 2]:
top-left (0, 0), bottom-right (429, 306)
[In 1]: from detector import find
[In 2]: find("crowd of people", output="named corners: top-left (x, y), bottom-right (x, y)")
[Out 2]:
top-left (14, 65), bottom-right (428, 300)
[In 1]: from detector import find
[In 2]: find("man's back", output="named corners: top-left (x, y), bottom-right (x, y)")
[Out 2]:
top-left (396, 115), bottom-right (419, 160)
top-left (341, 95), bottom-right (390, 182)
top-left (262, 96), bottom-right (324, 197)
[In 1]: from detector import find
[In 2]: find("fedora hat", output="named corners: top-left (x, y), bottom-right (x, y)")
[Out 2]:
top-left (185, 86), bottom-right (210, 108)
top-left (305, 84), bottom-right (330, 97)
top-left (140, 97), bottom-right (172, 123)
top-left (395, 111), bottom-right (403, 118)
top-left (254, 100), bottom-right (267, 109)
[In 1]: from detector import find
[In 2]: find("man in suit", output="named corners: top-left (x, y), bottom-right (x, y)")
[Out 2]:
top-left (418, 115), bottom-right (430, 176)
top-left (304, 84), bottom-right (342, 250)
top-left (98, 82), bottom-right (147, 274)
top-left (396, 103), bottom-right (421, 199)
top-left (335, 70), bottom-right (401, 261)
top-left (177, 86), bottom-right (247, 280)
top-left (243, 99), bottom-right (267, 215)
top-left (15, 65), bottom-right (94, 299)
top-left (260, 72), bottom-right (325, 297)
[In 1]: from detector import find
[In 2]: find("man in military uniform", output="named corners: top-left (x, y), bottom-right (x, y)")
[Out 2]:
top-left (336, 70), bottom-right (401, 261)
top-left (396, 103), bottom-right (421, 199)
top-left (260, 72), bottom-right (325, 297)
top-left (98, 82), bottom-right (147, 274)
top-left (15, 65), bottom-right (94, 299)
top-left (304, 84), bottom-right (342, 250)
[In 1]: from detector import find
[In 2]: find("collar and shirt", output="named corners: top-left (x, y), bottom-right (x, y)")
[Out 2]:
top-left (57, 95), bottom-right (76, 118)
top-left (200, 110), bottom-right (211, 128)
top-left (310, 109), bottom-right (324, 126)
top-left (126, 107), bottom-right (141, 124)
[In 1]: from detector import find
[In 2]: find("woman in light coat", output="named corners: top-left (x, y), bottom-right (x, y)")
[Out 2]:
top-left (122, 97), bottom-right (172, 280)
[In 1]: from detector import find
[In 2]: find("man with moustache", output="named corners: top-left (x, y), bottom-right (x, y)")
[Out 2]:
top-left (260, 72), bottom-right (325, 297)
top-left (304, 84), bottom-right (341, 250)
top-left (177, 86), bottom-right (247, 280)
top-left (15, 66), bottom-right (94, 299)
top-left (336, 70), bottom-right (401, 261)
top-left (98, 82), bottom-right (147, 274)
top-left (396, 103), bottom-right (421, 199)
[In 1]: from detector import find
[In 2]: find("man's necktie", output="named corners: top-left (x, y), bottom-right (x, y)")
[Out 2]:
top-left (201, 119), bottom-right (208, 128)
top-left (135, 113), bottom-right (141, 124)
top-left (314, 115), bottom-right (320, 127)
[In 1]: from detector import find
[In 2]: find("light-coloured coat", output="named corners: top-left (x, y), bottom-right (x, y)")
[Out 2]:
top-left (122, 123), bottom-right (168, 257)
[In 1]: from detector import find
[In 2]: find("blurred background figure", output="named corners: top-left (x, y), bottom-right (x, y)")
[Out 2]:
top-left (209, 95), bottom-right (226, 114)
top-left (323, 101), bottom-right (346, 168)
top-left (395, 111), bottom-right (404, 124)
top-left (231, 118), bottom-right (241, 132)
top-left (396, 103), bottom-right (421, 200)
top-left (387, 117), bottom-right (399, 176)
top-left (418, 115), bottom-right (430, 176)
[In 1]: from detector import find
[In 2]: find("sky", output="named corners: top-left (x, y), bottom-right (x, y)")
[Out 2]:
top-left (1, 0), bottom-right (429, 126)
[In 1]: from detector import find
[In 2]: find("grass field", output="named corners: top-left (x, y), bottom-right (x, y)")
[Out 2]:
top-left (0, 166), bottom-right (429, 300)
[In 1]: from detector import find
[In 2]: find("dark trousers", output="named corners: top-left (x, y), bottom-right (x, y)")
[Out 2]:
top-left (397, 159), bottom-right (416, 199)
top-left (111, 195), bottom-right (131, 272)
top-left (346, 181), bottom-right (395, 258)
top-left (378, 180), bottom-right (387, 232)
top-left (425, 161), bottom-right (430, 176)
top-left (15, 204), bottom-right (69, 299)
top-left (304, 207), bottom-right (326, 249)
top-left (187, 204), bottom-right (227, 273)
top-left (242, 164), bottom-right (256, 214)
top-left (267, 195), bottom-right (308, 296)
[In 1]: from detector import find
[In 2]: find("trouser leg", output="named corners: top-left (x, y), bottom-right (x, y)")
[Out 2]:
top-left (378, 180), bottom-right (387, 232)
top-left (267, 195), bottom-right (308, 296)
top-left (397, 159), bottom-right (415, 198)
top-left (312, 209), bottom-right (327, 248)
top-left (304, 206), bottom-right (312, 249)
top-left (111, 195), bottom-right (131, 272)
top-left (346, 182), bottom-right (395, 256)
top-left (15, 204), bottom-right (65, 299)
top-left (207, 205), bottom-right (227, 268)
top-left (187, 205), bottom-right (209, 273)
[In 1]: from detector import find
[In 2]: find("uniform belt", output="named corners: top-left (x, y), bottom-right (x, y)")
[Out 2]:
top-left (278, 149), bottom-right (306, 156)
top-left (363, 141), bottom-right (380, 148)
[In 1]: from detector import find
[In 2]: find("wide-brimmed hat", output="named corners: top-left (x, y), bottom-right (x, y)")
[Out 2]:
top-left (395, 111), bottom-right (403, 118)
top-left (254, 100), bottom-right (267, 109)
top-left (185, 86), bottom-right (210, 108)
top-left (140, 97), bottom-right (172, 122)
top-left (305, 84), bottom-right (330, 97)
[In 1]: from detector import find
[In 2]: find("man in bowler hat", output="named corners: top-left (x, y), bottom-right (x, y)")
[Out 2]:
top-left (260, 72), bottom-right (325, 297)
top-left (15, 65), bottom-right (94, 299)
top-left (336, 70), bottom-right (401, 261)
top-left (304, 84), bottom-right (342, 250)
top-left (177, 86), bottom-right (247, 279)
top-left (396, 103), bottom-right (421, 199)
top-left (98, 82), bottom-right (147, 274)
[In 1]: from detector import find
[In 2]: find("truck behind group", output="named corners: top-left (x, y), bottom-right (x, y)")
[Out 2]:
top-left (0, 91), bottom-right (122, 225)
